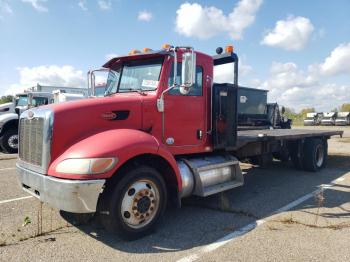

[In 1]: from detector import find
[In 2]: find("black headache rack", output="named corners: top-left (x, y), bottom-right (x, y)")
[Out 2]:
top-left (212, 83), bottom-right (238, 150)
top-left (212, 52), bottom-right (239, 151)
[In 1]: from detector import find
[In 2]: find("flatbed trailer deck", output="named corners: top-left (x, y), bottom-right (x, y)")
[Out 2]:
top-left (231, 128), bottom-right (343, 167)
top-left (236, 129), bottom-right (343, 149)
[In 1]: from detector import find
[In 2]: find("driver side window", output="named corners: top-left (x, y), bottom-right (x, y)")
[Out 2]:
top-left (168, 63), bottom-right (203, 96)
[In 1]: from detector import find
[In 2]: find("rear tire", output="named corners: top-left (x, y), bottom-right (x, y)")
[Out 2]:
top-left (0, 129), bottom-right (18, 154)
top-left (99, 166), bottom-right (167, 240)
top-left (302, 138), bottom-right (327, 172)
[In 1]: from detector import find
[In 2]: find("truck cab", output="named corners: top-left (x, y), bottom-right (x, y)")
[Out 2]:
top-left (321, 112), bottom-right (337, 126)
top-left (335, 112), bottom-right (350, 126)
top-left (304, 112), bottom-right (322, 126)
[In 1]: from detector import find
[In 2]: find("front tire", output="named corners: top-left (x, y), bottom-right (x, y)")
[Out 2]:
top-left (0, 129), bottom-right (18, 154)
top-left (99, 166), bottom-right (167, 240)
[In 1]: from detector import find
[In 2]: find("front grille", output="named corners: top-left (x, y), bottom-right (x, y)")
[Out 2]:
top-left (19, 117), bottom-right (44, 166)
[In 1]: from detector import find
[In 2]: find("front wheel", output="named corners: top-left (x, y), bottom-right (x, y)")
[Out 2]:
top-left (99, 166), bottom-right (167, 240)
top-left (0, 129), bottom-right (18, 154)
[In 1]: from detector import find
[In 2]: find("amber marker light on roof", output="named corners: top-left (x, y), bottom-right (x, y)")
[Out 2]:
top-left (128, 49), bottom-right (141, 55)
top-left (142, 48), bottom-right (152, 52)
top-left (162, 43), bottom-right (171, 49)
top-left (225, 45), bottom-right (234, 53)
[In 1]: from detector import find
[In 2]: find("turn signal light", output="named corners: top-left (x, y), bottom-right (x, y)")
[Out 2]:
top-left (142, 47), bottom-right (152, 53)
top-left (128, 49), bottom-right (141, 55)
top-left (162, 43), bottom-right (171, 49)
top-left (225, 45), bottom-right (234, 53)
top-left (56, 158), bottom-right (117, 175)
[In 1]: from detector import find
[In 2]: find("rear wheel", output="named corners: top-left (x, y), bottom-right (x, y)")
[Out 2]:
top-left (0, 129), bottom-right (18, 154)
top-left (99, 166), bottom-right (167, 240)
top-left (302, 138), bottom-right (327, 172)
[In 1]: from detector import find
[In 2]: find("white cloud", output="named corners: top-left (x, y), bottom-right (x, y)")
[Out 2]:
top-left (214, 61), bottom-right (253, 83)
top-left (255, 61), bottom-right (350, 111)
top-left (310, 42), bottom-right (350, 76)
top-left (98, 0), bottom-right (111, 10)
top-left (5, 65), bottom-right (85, 95)
top-left (261, 16), bottom-right (314, 51)
top-left (21, 0), bottom-right (48, 12)
top-left (105, 53), bottom-right (119, 61)
top-left (78, 0), bottom-right (87, 11)
top-left (138, 10), bottom-right (153, 22)
top-left (175, 0), bottom-right (263, 40)
top-left (0, 0), bottom-right (13, 19)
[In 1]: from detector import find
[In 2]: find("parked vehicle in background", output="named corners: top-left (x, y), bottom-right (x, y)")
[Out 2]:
top-left (53, 90), bottom-right (85, 103)
top-left (321, 112), bottom-right (337, 126)
top-left (304, 112), bottom-right (323, 126)
top-left (335, 112), bottom-right (350, 126)
top-left (237, 87), bottom-right (291, 130)
top-left (29, 84), bottom-right (89, 96)
top-left (0, 101), bottom-right (15, 115)
top-left (0, 87), bottom-right (87, 153)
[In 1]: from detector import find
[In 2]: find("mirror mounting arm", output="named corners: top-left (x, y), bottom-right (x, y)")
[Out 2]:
top-left (157, 48), bottom-right (178, 112)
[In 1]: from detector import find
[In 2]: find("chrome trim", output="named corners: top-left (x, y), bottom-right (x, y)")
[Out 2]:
top-left (16, 164), bottom-right (105, 213)
top-left (18, 108), bottom-right (54, 174)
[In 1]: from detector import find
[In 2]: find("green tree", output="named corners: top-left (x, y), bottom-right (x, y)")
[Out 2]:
top-left (0, 95), bottom-right (14, 104)
top-left (340, 103), bottom-right (350, 112)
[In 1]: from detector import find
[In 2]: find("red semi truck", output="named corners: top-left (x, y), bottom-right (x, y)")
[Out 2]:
top-left (16, 45), bottom-right (343, 239)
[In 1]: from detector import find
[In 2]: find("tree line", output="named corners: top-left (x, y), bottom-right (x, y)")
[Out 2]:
top-left (0, 95), bottom-right (14, 104)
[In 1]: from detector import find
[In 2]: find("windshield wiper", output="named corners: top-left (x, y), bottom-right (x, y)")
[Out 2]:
top-left (120, 88), bottom-right (147, 95)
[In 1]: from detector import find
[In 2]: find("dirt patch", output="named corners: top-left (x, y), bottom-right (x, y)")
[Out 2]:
top-left (269, 216), bottom-right (350, 230)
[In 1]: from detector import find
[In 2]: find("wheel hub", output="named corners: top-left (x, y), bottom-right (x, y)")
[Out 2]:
top-left (136, 196), bottom-right (151, 214)
top-left (8, 135), bottom-right (18, 149)
top-left (121, 180), bottom-right (159, 229)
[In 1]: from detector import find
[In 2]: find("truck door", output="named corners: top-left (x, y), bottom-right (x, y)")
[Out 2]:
top-left (163, 62), bottom-right (207, 152)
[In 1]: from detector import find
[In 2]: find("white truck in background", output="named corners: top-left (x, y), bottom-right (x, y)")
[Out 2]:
top-left (335, 112), bottom-right (350, 126)
top-left (0, 86), bottom-right (88, 153)
top-left (303, 112), bottom-right (323, 126)
top-left (0, 102), bottom-right (15, 115)
top-left (321, 112), bottom-right (337, 126)
top-left (52, 90), bottom-right (85, 103)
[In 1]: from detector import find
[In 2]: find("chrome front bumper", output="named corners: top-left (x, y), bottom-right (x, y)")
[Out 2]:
top-left (16, 163), bottom-right (105, 213)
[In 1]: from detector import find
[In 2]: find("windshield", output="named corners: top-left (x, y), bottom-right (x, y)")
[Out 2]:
top-left (105, 57), bottom-right (163, 95)
top-left (32, 97), bottom-right (48, 107)
top-left (15, 95), bottom-right (28, 106)
top-left (15, 95), bottom-right (48, 107)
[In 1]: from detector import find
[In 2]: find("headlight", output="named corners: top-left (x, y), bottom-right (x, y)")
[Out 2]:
top-left (56, 157), bottom-right (117, 175)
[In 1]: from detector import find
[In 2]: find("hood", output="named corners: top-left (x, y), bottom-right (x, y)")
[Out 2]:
top-left (0, 102), bottom-right (14, 113)
top-left (42, 93), bottom-right (145, 161)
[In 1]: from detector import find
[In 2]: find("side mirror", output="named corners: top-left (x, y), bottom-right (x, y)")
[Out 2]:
top-left (281, 106), bottom-right (285, 115)
top-left (180, 52), bottom-right (196, 95)
top-left (88, 69), bottom-right (110, 97)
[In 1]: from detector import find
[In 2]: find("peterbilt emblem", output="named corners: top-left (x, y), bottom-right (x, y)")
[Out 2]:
top-left (101, 112), bottom-right (117, 120)
top-left (27, 111), bottom-right (34, 119)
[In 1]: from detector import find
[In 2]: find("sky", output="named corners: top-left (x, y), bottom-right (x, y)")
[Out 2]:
top-left (0, 0), bottom-right (349, 111)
